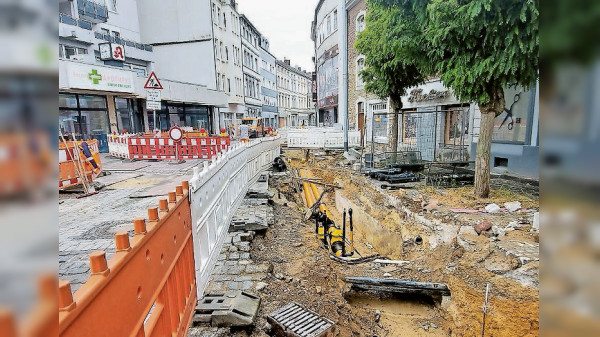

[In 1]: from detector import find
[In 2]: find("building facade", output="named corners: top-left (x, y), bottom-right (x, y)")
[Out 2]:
top-left (346, 0), bottom-right (389, 148)
top-left (136, 0), bottom-right (231, 134)
top-left (240, 15), bottom-right (262, 118)
top-left (59, 0), bottom-right (160, 152)
top-left (276, 60), bottom-right (313, 127)
top-left (312, 0), bottom-right (343, 127)
top-left (258, 37), bottom-right (279, 128)
top-left (211, 0), bottom-right (246, 133)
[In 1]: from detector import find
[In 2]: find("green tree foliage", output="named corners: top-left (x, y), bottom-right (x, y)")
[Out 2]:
top-left (355, 1), bottom-right (426, 156)
top-left (358, 0), bottom-right (538, 197)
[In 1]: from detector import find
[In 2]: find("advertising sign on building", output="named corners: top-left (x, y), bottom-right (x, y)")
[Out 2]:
top-left (99, 43), bottom-right (126, 62)
top-left (65, 62), bottom-right (135, 93)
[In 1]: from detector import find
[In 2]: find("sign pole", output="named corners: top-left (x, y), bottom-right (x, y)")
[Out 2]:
top-left (153, 110), bottom-right (156, 131)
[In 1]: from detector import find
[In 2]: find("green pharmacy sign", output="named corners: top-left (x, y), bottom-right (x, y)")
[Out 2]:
top-left (88, 69), bottom-right (103, 84)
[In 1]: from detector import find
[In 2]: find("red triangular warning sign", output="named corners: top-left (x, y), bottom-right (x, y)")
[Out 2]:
top-left (144, 72), bottom-right (163, 89)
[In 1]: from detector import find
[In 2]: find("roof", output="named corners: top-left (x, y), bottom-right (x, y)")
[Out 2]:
top-left (275, 60), bottom-right (312, 79)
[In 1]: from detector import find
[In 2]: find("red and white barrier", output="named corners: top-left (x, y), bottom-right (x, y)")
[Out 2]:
top-left (108, 134), bottom-right (231, 161)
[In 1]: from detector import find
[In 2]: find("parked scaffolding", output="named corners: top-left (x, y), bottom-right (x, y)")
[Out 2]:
top-left (108, 133), bottom-right (231, 161)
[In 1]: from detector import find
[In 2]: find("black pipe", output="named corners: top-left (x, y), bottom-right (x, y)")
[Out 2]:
top-left (349, 208), bottom-right (354, 256)
top-left (315, 211), bottom-right (320, 234)
top-left (342, 209), bottom-right (347, 257)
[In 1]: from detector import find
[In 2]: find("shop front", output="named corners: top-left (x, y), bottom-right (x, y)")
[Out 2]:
top-left (59, 60), bottom-right (138, 152)
top-left (148, 102), bottom-right (213, 133)
top-left (59, 93), bottom-right (111, 152)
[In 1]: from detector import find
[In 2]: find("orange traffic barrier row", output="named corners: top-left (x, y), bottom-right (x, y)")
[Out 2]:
top-left (58, 181), bottom-right (196, 337)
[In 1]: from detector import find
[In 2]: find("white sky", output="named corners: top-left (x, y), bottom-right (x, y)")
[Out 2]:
top-left (237, 0), bottom-right (318, 71)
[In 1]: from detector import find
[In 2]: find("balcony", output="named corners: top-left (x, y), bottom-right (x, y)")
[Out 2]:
top-left (59, 13), bottom-right (93, 30)
top-left (77, 0), bottom-right (108, 23)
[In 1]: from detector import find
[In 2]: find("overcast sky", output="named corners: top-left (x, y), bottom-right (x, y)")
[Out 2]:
top-left (237, 0), bottom-right (318, 71)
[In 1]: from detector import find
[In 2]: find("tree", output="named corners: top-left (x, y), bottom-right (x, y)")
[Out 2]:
top-left (355, 2), bottom-right (426, 159)
top-left (363, 0), bottom-right (538, 197)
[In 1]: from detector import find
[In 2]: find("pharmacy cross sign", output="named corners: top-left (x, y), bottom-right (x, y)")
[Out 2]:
top-left (88, 69), bottom-right (102, 84)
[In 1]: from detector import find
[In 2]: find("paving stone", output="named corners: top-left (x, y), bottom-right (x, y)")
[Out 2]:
top-left (213, 275), bottom-right (233, 282)
top-left (225, 261), bottom-right (238, 266)
top-left (227, 282), bottom-right (240, 290)
top-left (234, 276), bottom-right (252, 282)
top-left (240, 252), bottom-right (250, 259)
top-left (229, 252), bottom-right (240, 260)
top-left (217, 254), bottom-right (226, 261)
top-left (241, 281), bottom-right (254, 291)
top-left (222, 265), bottom-right (245, 275)
top-left (238, 260), bottom-right (252, 265)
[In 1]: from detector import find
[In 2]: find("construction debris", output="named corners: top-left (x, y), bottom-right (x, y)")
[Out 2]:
top-left (194, 291), bottom-right (261, 327)
top-left (266, 302), bottom-right (336, 337)
top-left (344, 277), bottom-right (451, 297)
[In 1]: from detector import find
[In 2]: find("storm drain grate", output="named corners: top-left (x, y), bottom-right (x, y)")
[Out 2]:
top-left (266, 302), bottom-right (335, 337)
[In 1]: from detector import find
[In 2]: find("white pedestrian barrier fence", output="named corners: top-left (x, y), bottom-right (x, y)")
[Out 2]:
top-left (283, 127), bottom-right (360, 149)
top-left (188, 136), bottom-right (282, 297)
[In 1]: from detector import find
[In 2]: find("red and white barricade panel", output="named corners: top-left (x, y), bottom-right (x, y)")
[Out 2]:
top-left (109, 134), bottom-right (231, 161)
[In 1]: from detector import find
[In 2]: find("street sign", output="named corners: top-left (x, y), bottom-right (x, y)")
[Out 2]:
top-left (147, 89), bottom-right (161, 102)
top-left (144, 72), bottom-right (163, 89)
top-left (146, 100), bottom-right (161, 110)
top-left (169, 126), bottom-right (183, 142)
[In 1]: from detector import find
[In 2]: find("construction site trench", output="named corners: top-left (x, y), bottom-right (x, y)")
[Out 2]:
top-left (189, 149), bottom-right (539, 337)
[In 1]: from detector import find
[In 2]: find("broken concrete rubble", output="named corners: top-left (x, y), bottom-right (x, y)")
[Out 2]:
top-left (194, 291), bottom-right (261, 327)
top-left (474, 220), bottom-right (493, 234)
top-left (504, 201), bottom-right (522, 212)
top-left (485, 203), bottom-right (501, 213)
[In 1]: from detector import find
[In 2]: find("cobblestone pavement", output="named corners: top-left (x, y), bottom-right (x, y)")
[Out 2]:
top-left (59, 154), bottom-right (203, 292)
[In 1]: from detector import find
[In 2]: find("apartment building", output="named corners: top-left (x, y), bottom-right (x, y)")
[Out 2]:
top-left (59, 0), bottom-right (158, 151)
top-left (312, 0), bottom-right (343, 127)
top-left (135, 0), bottom-right (232, 134)
top-left (240, 15), bottom-right (262, 118)
top-left (259, 36), bottom-right (279, 128)
top-left (211, 0), bottom-right (246, 132)
top-left (276, 59), bottom-right (313, 127)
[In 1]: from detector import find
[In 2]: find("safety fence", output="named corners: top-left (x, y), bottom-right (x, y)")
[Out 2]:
top-left (58, 182), bottom-right (196, 337)
top-left (284, 127), bottom-right (361, 149)
top-left (59, 139), bottom-right (102, 189)
top-left (108, 133), bottom-right (230, 161)
top-left (3, 137), bottom-right (283, 337)
top-left (189, 136), bottom-right (282, 298)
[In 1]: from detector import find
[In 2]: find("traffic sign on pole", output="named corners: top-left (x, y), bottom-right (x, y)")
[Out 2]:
top-left (144, 72), bottom-right (163, 89)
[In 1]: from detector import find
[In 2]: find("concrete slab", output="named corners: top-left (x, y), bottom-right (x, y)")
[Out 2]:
top-left (194, 291), bottom-right (261, 327)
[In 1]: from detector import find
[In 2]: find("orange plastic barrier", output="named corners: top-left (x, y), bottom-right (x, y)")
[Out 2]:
top-left (58, 181), bottom-right (196, 337)
top-left (58, 140), bottom-right (102, 190)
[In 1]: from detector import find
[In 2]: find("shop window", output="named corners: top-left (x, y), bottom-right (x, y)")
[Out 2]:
top-left (493, 87), bottom-right (534, 143)
top-left (445, 106), bottom-right (470, 146)
top-left (59, 93), bottom-right (109, 151)
top-left (402, 111), bottom-right (418, 145)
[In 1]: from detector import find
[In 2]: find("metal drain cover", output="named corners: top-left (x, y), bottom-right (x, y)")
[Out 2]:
top-left (266, 302), bottom-right (336, 337)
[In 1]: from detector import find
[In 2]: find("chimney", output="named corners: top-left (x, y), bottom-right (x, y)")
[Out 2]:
top-left (284, 58), bottom-right (290, 66)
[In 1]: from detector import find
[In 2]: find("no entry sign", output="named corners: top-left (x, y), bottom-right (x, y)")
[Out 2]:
top-left (169, 126), bottom-right (183, 142)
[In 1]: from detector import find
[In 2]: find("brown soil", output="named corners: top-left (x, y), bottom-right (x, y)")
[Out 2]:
top-left (271, 150), bottom-right (539, 336)
top-left (216, 150), bottom-right (539, 336)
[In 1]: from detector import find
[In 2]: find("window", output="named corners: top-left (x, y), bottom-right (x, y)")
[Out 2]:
top-left (220, 42), bottom-right (224, 62)
top-left (228, 78), bottom-right (231, 93)
top-left (212, 3), bottom-right (216, 23)
top-left (371, 103), bottom-right (389, 140)
top-left (356, 57), bottom-right (365, 87)
top-left (60, 44), bottom-right (87, 60)
top-left (356, 14), bottom-right (366, 33)
top-left (224, 13), bottom-right (227, 28)
top-left (106, 0), bottom-right (117, 12)
top-left (225, 47), bottom-right (229, 61)
top-left (333, 10), bottom-right (338, 29)
top-left (215, 39), bottom-right (220, 59)
top-left (327, 15), bottom-right (331, 35)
